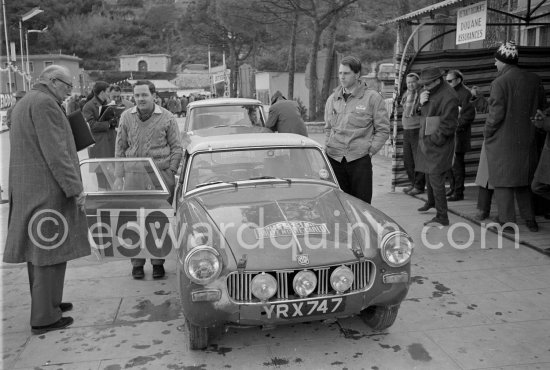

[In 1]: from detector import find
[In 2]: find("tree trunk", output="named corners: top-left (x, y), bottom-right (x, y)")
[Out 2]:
top-left (396, 0), bottom-right (412, 53)
top-left (308, 21), bottom-right (322, 121)
top-left (229, 44), bottom-right (239, 97)
top-left (319, 15), bottom-right (339, 118)
top-left (287, 12), bottom-right (299, 100)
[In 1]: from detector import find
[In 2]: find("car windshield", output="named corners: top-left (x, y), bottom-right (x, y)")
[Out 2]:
top-left (186, 147), bottom-right (335, 191)
top-left (189, 105), bottom-right (264, 130)
top-left (80, 158), bottom-right (168, 194)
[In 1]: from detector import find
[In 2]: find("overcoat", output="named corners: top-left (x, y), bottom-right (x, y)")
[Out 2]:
top-left (474, 140), bottom-right (493, 189)
top-left (484, 64), bottom-right (544, 187)
top-left (454, 83), bottom-right (475, 153)
top-left (416, 80), bottom-right (459, 175)
top-left (82, 96), bottom-right (116, 158)
top-left (533, 118), bottom-right (550, 184)
top-left (4, 84), bottom-right (90, 266)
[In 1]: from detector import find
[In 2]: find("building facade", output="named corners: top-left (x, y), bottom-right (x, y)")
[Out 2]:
top-left (1, 54), bottom-right (89, 95)
top-left (119, 54), bottom-right (171, 72)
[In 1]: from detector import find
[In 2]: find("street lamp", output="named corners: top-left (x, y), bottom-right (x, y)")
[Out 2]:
top-left (19, 7), bottom-right (43, 91)
top-left (26, 27), bottom-right (47, 90)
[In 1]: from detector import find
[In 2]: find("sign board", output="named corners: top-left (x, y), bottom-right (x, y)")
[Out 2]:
top-left (456, 1), bottom-right (487, 45)
top-left (10, 42), bottom-right (17, 62)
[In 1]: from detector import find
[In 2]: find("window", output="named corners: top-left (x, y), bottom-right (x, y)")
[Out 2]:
top-left (526, 28), bottom-right (537, 46)
top-left (44, 61), bottom-right (53, 67)
top-left (138, 60), bottom-right (148, 72)
top-left (540, 26), bottom-right (550, 46)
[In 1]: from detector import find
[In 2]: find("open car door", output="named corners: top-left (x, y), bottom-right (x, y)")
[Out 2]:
top-left (80, 158), bottom-right (176, 260)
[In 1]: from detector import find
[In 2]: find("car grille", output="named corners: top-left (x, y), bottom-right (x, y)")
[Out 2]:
top-left (226, 261), bottom-right (374, 303)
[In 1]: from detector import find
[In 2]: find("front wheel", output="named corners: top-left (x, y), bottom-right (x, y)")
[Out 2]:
top-left (360, 305), bottom-right (399, 331)
top-left (187, 319), bottom-right (208, 350)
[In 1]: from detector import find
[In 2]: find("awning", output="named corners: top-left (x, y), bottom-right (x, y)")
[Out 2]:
top-left (381, 0), bottom-right (465, 25)
top-left (381, 0), bottom-right (550, 26)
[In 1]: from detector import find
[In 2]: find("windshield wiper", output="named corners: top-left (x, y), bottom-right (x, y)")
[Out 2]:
top-left (195, 180), bottom-right (237, 189)
top-left (248, 176), bottom-right (292, 184)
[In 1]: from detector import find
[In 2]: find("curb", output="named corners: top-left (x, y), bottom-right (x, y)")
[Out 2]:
top-left (410, 192), bottom-right (550, 256)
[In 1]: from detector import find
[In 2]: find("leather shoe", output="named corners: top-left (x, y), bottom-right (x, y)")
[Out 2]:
top-left (132, 266), bottom-right (145, 279)
top-left (417, 203), bottom-right (434, 212)
top-left (446, 189), bottom-right (454, 197)
top-left (424, 217), bottom-right (450, 226)
top-left (447, 193), bottom-right (464, 201)
top-left (408, 188), bottom-right (424, 196)
top-left (526, 220), bottom-right (539, 232)
top-left (474, 210), bottom-right (489, 221)
top-left (153, 265), bottom-right (165, 279)
top-left (60, 302), bottom-right (73, 312)
top-left (32, 316), bottom-right (74, 334)
top-left (403, 186), bottom-right (414, 194)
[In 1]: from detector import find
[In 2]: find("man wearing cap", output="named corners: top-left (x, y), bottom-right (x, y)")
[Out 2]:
top-left (267, 91), bottom-right (308, 136)
top-left (484, 41), bottom-right (545, 232)
top-left (400, 73), bottom-right (425, 196)
top-left (324, 56), bottom-right (390, 204)
top-left (416, 66), bottom-right (459, 226)
top-left (445, 69), bottom-right (476, 202)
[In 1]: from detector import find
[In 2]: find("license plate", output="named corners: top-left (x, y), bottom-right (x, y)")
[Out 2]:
top-left (263, 297), bottom-right (345, 319)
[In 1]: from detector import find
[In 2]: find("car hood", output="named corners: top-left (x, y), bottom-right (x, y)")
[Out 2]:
top-left (192, 183), bottom-right (379, 270)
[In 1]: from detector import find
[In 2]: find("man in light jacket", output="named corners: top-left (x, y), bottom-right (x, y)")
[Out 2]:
top-left (4, 65), bottom-right (90, 334)
top-left (324, 55), bottom-right (390, 204)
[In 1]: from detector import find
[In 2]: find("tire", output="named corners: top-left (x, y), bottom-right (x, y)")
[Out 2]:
top-left (360, 305), bottom-right (399, 331)
top-left (187, 319), bottom-right (208, 350)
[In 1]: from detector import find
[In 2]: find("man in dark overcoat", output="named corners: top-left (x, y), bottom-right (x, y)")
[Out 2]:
top-left (531, 108), bottom-right (550, 201)
top-left (484, 41), bottom-right (544, 232)
top-left (83, 81), bottom-right (117, 159)
top-left (445, 69), bottom-right (475, 201)
top-left (267, 91), bottom-right (308, 136)
top-left (4, 65), bottom-right (90, 334)
top-left (416, 66), bottom-right (459, 226)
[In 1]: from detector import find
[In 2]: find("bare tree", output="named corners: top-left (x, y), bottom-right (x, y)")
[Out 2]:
top-left (289, 0), bottom-right (359, 120)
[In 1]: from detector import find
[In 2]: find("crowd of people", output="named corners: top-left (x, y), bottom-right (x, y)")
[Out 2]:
top-left (4, 43), bottom-right (550, 335)
top-left (398, 41), bottom-right (550, 230)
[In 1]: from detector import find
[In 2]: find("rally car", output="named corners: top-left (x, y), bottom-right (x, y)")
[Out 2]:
top-left (80, 133), bottom-right (413, 350)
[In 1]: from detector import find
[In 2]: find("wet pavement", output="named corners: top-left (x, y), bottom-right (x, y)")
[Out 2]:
top-left (1, 128), bottom-right (550, 369)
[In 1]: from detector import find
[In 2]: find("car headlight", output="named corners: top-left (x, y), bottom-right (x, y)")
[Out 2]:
top-left (184, 246), bottom-right (222, 285)
top-left (251, 272), bottom-right (277, 301)
top-left (381, 231), bottom-right (413, 267)
top-left (293, 270), bottom-right (317, 297)
top-left (330, 265), bottom-right (354, 293)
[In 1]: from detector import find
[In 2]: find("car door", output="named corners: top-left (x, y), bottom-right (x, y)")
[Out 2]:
top-left (80, 158), bottom-right (176, 260)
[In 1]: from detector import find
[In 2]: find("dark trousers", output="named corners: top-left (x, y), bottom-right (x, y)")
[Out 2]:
top-left (532, 180), bottom-right (550, 201)
top-left (477, 186), bottom-right (494, 214)
top-left (27, 262), bottom-right (67, 327)
top-left (494, 186), bottom-right (535, 223)
top-left (403, 128), bottom-right (425, 190)
top-left (450, 152), bottom-right (466, 195)
top-left (329, 155), bottom-right (373, 204)
top-left (426, 172), bottom-right (448, 220)
top-left (131, 174), bottom-right (175, 268)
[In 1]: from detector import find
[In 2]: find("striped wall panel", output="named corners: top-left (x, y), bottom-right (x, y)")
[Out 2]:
top-left (391, 47), bottom-right (550, 189)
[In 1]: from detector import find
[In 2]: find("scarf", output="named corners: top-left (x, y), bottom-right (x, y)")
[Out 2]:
top-left (402, 90), bottom-right (419, 118)
top-left (137, 107), bottom-right (154, 122)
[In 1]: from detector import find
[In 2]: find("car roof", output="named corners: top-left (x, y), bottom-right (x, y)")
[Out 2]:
top-left (185, 133), bottom-right (321, 153)
top-left (187, 98), bottom-right (262, 108)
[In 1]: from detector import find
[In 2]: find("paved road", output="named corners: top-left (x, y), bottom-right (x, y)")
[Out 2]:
top-left (1, 126), bottom-right (550, 369)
